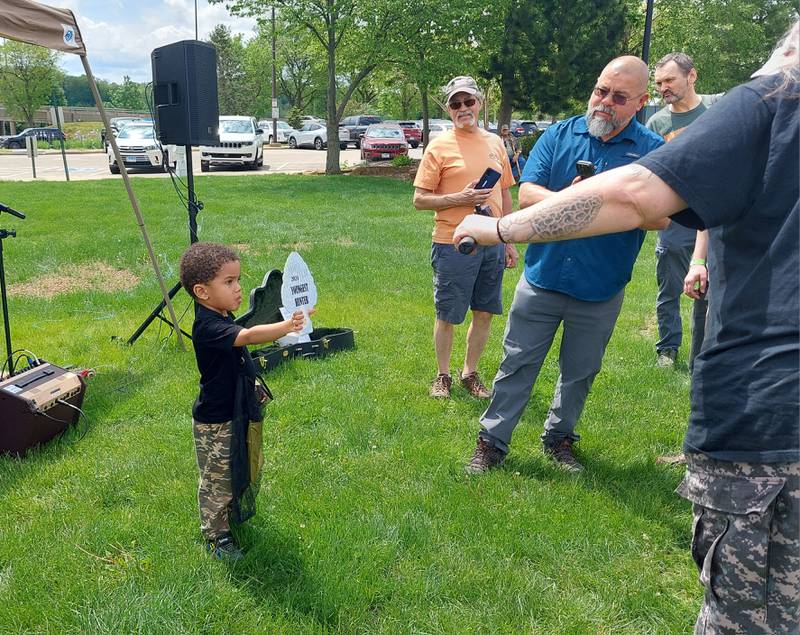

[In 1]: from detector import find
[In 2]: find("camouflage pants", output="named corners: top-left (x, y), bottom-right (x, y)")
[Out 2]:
top-left (677, 454), bottom-right (800, 634)
top-left (193, 420), bottom-right (233, 541)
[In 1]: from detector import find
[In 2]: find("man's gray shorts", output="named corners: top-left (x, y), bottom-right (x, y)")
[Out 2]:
top-left (431, 242), bottom-right (505, 324)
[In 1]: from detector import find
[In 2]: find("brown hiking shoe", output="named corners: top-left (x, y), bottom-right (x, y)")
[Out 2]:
top-left (459, 371), bottom-right (492, 398)
top-left (543, 438), bottom-right (584, 472)
top-left (465, 438), bottom-right (506, 474)
top-left (430, 373), bottom-right (453, 398)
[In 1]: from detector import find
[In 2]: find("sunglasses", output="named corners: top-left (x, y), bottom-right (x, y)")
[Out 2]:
top-left (448, 97), bottom-right (477, 109)
top-left (593, 86), bottom-right (645, 106)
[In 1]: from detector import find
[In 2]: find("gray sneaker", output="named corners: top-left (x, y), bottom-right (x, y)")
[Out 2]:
top-left (465, 438), bottom-right (506, 474)
top-left (543, 438), bottom-right (584, 472)
top-left (656, 349), bottom-right (677, 368)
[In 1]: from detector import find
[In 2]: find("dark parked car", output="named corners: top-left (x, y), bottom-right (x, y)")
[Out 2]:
top-left (512, 120), bottom-right (539, 136)
top-left (360, 124), bottom-right (408, 161)
top-left (340, 115), bottom-right (383, 148)
top-left (1, 127), bottom-right (65, 149)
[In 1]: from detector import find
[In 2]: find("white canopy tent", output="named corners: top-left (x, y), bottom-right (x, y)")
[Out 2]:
top-left (0, 0), bottom-right (185, 348)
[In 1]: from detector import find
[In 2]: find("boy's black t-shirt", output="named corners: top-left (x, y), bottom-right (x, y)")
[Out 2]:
top-left (637, 73), bottom-right (799, 463)
top-left (191, 304), bottom-right (245, 423)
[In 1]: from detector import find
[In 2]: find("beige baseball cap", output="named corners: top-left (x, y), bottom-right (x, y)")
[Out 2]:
top-left (443, 76), bottom-right (482, 102)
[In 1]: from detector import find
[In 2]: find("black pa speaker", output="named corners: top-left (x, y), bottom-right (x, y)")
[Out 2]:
top-left (151, 40), bottom-right (219, 146)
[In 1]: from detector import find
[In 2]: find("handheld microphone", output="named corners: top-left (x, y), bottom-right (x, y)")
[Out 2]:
top-left (0, 203), bottom-right (26, 220)
top-left (458, 204), bottom-right (493, 254)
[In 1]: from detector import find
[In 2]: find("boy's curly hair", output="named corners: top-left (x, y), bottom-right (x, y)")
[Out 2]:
top-left (179, 242), bottom-right (239, 299)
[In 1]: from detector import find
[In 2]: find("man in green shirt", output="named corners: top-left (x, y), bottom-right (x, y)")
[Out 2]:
top-left (647, 53), bottom-right (720, 370)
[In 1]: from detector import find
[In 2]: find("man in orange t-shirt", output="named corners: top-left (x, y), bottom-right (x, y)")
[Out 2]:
top-left (413, 75), bottom-right (518, 399)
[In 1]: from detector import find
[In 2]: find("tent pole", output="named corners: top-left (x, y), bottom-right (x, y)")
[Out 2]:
top-left (80, 54), bottom-right (186, 351)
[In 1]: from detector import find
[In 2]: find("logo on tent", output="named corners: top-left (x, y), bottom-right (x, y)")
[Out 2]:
top-left (62, 24), bottom-right (78, 48)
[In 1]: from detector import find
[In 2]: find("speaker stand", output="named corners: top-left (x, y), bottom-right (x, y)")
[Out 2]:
top-left (127, 145), bottom-right (198, 346)
top-left (0, 228), bottom-right (16, 376)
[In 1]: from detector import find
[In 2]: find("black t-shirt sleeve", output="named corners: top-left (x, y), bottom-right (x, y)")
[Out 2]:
top-left (194, 311), bottom-right (243, 350)
top-left (637, 81), bottom-right (773, 229)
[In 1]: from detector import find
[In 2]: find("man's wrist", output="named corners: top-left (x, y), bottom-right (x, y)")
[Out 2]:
top-left (497, 218), bottom-right (507, 243)
top-left (691, 258), bottom-right (707, 266)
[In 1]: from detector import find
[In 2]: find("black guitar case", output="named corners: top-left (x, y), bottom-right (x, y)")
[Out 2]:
top-left (234, 269), bottom-right (355, 373)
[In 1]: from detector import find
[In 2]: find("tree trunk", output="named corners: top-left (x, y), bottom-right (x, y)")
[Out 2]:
top-left (324, 20), bottom-right (340, 175)
top-left (498, 88), bottom-right (514, 129)
top-left (420, 84), bottom-right (429, 152)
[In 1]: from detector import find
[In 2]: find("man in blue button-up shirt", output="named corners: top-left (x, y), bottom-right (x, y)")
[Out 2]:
top-left (466, 56), bottom-right (664, 474)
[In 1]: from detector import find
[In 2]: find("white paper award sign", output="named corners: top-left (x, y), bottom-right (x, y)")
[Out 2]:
top-left (278, 251), bottom-right (317, 345)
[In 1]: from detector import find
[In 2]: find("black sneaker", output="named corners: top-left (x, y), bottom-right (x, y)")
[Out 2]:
top-left (543, 438), bottom-right (584, 472)
top-left (656, 349), bottom-right (677, 368)
top-left (465, 437), bottom-right (506, 474)
top-left (206, 534), bottom-right (244, 562)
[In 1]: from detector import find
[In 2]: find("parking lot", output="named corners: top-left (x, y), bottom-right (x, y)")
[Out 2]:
top-left (0, 145), bottom-right (424, 182)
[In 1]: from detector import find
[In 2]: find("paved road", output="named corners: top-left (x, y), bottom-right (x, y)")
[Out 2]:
top-left (0, 146), bottom-right (424, 182)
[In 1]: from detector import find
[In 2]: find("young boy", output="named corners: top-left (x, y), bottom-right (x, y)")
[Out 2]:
top-left (179, 242), bottom-right (306, 561)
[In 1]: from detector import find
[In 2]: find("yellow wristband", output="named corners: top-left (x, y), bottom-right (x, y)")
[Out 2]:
top-left (691, 258), bottom-right (707, 266)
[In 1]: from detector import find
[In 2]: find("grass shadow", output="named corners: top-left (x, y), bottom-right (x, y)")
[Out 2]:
top-left (583, 455), bottom-right (690, 542)
top-left (229, 522), bottom-right (339, 629)
top-left (503, 451), bottom-right (690, 545)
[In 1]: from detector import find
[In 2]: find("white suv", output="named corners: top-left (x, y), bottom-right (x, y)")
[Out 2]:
top-left (200, 116), bottom-right (264, 172)
top-left (107, 123), bottom-right (176, 174)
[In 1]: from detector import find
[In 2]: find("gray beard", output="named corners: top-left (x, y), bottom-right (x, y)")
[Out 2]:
top-left (455, 114), bottom-right (476, 129)
top-left (585, 107), bottom-right (617, 138)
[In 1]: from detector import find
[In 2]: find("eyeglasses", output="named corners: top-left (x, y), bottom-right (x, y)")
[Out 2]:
top-left (448, 97), bottom-right (477, 110)
top-left (593, 86), bottom-right (645, 106)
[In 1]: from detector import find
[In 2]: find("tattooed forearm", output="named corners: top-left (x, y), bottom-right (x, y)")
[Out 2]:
top-left (499, 194), bottom-right (603, 242)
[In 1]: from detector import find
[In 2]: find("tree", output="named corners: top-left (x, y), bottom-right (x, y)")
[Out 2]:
top-left (109, 75), bottom-right (146, 110)
top-left (207, 24), bottom-right (253, 115)
top-left (275, 21), bottom-right (324, 113)
top-left (0, 40), bottom-right (62, 127)
top-left (483, 0), bottom-right (628, 125)
top-left (61, 74), bottom-right (113, 106)
top-left (386, 0), bottom-right (485, 148)
top-left (214, 0), bottom-right (401, 174)
top-left (241, 31), bottom-right (273, 118)
top-left (640, 0), bottom-right (797, 92)
top-left (374, 78), bottom-right (421, 120)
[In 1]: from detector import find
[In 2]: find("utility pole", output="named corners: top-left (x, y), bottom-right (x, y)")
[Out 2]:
top-left (637, 0), bottom-right (655, 124)
top-left (270, 5), bottom-right (280, 146)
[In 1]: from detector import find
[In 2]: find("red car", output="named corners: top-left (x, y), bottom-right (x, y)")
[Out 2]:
top-left (360, 124), bottom-right (409, 161)
top-left (395, 121), bottom-right (421, 148)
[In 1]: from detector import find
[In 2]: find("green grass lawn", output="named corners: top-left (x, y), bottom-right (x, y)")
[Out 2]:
top-left (0, 174), bottom-right (700, 633)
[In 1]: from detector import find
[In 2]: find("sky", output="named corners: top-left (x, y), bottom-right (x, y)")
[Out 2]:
top-left (50, 0), bottom-right (259, 84)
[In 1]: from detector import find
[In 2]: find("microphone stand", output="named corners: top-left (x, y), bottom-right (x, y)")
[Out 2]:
top-left (0, 203), bottom-right (25, 377)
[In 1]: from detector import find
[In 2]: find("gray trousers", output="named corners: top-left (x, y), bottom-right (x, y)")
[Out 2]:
top-left (655, 242), bottom-right (708, 367)
top-left (479, 278), bottom-right (624, 453)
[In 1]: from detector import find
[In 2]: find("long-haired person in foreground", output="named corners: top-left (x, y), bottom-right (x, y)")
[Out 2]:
top-left (454, 22), bottom-right (799, 633)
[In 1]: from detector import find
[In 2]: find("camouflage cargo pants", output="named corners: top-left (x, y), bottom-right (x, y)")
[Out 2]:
top-left (193, 420), bottom-right (233, 541)
top-left (677, 453), bottom-right (800, 634)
